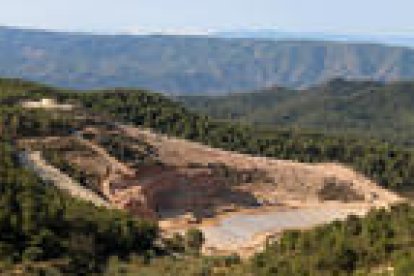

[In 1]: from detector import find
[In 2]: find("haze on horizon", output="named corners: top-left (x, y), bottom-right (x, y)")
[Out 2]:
top-left (1, 0), bottom-right (413, 36)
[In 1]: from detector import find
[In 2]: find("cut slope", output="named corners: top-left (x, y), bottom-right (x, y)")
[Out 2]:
top-left (118, 124), bottom-right (401, 256)
top-left (119, 125), bottom-right (400, 208)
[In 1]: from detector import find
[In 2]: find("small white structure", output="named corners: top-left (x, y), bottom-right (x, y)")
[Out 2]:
top-left (22, 98), bottom-right (73, 110)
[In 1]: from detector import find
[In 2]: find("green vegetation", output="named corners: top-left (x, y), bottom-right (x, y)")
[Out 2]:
top-left (0, 142), bottom-right (157, 274)
top-left (42, 139), bottom-right (105, 195)
top-left (83, 127), bottom-right (161, 169)
top-left (2, 78), bottom-right (414, 274)
top-left (102, 254), bottom-right (243, 276)
top-left (184, 229), bottom-right (205, 255)
top-left (251, 204), bottom-right (414, 275)
top-left (57, 86), bottom-right (414, 192)
top-left (318, 178), bottom-right (364, 202)
top-left (180, 79), bottom-right (414, 146)
top-left (0, 82), bottom-right (158, 274)
top-left (204, 162), bottom-right (271, 187)
top-left (95, 205), bottom-right (414, 275)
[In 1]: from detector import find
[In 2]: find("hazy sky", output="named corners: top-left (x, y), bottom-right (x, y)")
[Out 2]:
top-left (1, 0), bottom-right (413, 34)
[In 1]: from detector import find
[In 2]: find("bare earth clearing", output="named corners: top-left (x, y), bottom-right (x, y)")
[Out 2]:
top-left (118, 125), bottom-right (401, 256)
top-left (19, 124), bottom-right (402, 257)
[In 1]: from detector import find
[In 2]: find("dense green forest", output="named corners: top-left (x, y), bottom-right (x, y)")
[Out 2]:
top-left (180, 79), bottom-right (414, 146)
top-left (0, 142), bottom-right (157, 274)
top-left (1, 78), bottom-right (414, 274)
top-left (251, 204), bottom-right (414, 275)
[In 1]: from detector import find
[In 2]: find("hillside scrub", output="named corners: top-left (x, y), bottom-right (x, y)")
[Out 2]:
top-left (1, 78), bottom-right (414, 274)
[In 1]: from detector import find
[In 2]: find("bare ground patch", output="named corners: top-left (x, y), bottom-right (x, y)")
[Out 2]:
top-left (19, 124), bottom-right (403, 256)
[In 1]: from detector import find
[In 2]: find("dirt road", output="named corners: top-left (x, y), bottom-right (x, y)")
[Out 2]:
top-left (19, 151), bottom-right (112, 208)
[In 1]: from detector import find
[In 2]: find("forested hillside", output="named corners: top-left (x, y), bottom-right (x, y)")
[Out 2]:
top-left (180, 79), bottom-right (414, 146)
top-left (1, 78), bottom-right (414, 274)
top-left (2, 27), bottom-right (414, 94)
top-left (0, 80), bottom-right (158, 274)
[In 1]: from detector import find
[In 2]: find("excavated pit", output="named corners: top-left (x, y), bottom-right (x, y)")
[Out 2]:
top-left (19, 124), bottom-right (402, 256)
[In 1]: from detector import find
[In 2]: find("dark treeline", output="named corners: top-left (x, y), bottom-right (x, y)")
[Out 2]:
top-left (180, 79), bottom-right (414, 147)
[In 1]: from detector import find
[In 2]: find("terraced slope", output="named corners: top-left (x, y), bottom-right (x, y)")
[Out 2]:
top-left (118, 124), bottom-right (401, 255)
top-left (119, 125), bottom-right (400, 208)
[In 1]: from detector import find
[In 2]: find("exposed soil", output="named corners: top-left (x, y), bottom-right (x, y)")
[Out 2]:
top-left (118, 125), bottom-right (400, 208)
top-left (19, 124), bottom-right (403, 256)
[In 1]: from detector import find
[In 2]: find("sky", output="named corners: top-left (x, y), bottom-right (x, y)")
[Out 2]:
top-left (0, 0), bottom-right (413, 35)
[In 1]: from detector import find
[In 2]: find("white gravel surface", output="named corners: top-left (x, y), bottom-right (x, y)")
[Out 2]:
top-left (19, 151), bottom-right (111, 208)
top-left (201, 207), bottom-right (367, 250)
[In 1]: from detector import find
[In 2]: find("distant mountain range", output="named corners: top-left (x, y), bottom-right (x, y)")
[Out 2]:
top-left (2, 26), bottom-right (414, 94)
top-left (214, 29), bottom-right (414, 48)
top-left (179, 79), bottom-right (414, 146)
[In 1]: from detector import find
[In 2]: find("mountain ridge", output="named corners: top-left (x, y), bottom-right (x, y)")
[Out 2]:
top-left (214, 29), bottom-right (414, 48)
top-left (2, 26), bottom-right (414, 94)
